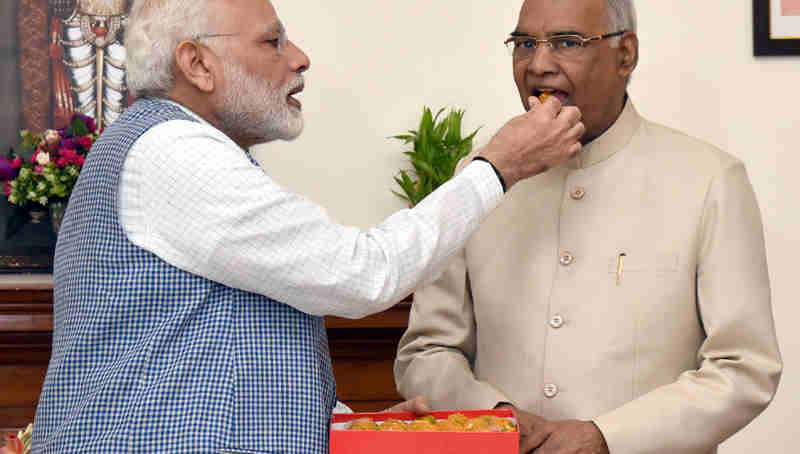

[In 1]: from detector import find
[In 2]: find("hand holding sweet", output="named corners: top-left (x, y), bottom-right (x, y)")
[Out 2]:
top-left (382, 395), bottom-right (430, 415)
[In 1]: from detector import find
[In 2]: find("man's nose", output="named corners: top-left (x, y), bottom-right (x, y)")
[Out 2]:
top-left (287, 40), bottom-right (311, 73)
top-left (527, 44), bottom-right (558, 76)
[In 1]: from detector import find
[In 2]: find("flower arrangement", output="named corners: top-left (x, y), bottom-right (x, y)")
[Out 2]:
top-left (1, 113), bottom-right (96, 209)
top-left (391, 107), bottom-right (479, 206)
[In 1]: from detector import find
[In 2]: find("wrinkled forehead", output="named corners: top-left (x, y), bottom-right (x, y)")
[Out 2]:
top-left (516, 0), bottom-right (609, 35)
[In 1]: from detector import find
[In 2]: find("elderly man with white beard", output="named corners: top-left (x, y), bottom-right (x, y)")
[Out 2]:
top-left (31, 0), bottom-right (585, 453)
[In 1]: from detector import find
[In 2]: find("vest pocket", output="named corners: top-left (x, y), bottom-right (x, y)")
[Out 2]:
top-left (606, 252), bottom-right (679, 274)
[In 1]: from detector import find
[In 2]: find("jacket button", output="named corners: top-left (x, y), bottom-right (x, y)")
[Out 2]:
top-left (570, 187), bottom-right (586, 200)
top-left (543, 383), bottom-right (559, 398)
top-left (559, 252), bottom-right (574, 266)
top-left (549, 315), bottom-right (565, 329)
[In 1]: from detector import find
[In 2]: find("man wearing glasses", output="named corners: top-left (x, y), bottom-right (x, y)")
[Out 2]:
top-left (395, 1), bottom-right (782, 453)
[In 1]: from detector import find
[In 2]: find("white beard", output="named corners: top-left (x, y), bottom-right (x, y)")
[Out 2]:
top-left (217, 61), bottom-right (304, 144)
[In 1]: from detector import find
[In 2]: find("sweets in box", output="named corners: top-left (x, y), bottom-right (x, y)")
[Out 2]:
top-left (330, 409), bottom-right (519, 454)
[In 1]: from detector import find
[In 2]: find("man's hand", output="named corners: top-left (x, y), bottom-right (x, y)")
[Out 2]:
top-left (496, 404), bottom-right (554, 454)
top-left (496, 404), bottom-right (608, 454)
top-left (479, 96), bottom-right (584, 189)
top-left (528, 419), bottom-right (609, 454)
top-left (382, 396), bottom-right (430, 415)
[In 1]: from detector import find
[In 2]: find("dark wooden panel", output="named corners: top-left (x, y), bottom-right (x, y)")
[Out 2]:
top-left (342, 400), bottom-right (404, 413)
top-left (0, 287), bottom-right (412, 428)
top-left (325, 301), bottom-right (411, 329)
top-left (333, 358), bottom-right (401, 402)
top-left (0, 366), bottom-right (46, 407)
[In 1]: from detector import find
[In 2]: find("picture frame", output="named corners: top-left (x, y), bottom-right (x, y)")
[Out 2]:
top-left (754, 0), bottom-right (800, 55)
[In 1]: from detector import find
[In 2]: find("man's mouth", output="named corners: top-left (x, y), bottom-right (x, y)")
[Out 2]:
top-left (287, 84), bottom-right (304, 109)
top-left (533, 88), bottom-right (571, 105)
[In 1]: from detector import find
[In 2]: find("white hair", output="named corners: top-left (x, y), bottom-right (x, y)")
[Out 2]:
top-left (125, 0), bottom-right (216, 98)
top-left (606, 0), bottom-right (637, 47)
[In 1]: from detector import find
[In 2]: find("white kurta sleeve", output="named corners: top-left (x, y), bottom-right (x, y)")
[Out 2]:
top-left (120, 119), bottom-right (503, 319)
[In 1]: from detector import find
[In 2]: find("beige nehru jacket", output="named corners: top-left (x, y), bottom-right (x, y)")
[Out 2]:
top-left (394, 99), bottom-right (782, 454)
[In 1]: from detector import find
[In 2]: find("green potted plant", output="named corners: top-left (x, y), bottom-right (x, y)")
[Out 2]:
top-left (391, 107), bottom-right (480, 206)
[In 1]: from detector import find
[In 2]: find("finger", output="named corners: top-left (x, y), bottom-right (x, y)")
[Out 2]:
top-left (566, 121), bottom-right (586, 142)
top-left (538, 95), bottom-right (563, 116)
top-left (528, 95), bottom-right (542, 108)
top-left (519, 428), bottom-right (551, 454)
top-left (407, 396), bottom-right (430, 415)
top-left (568, 142), bottom-right (582, 157)
top-left (556, 105), bottom-right (582, 126)
top-left (383, 396), bottom-right (430, 415)
top-left (532, 433), bottom-right (560, 454)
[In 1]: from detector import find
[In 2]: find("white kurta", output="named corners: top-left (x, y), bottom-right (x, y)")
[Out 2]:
top-left (395, 99), bottom-right (782, 454)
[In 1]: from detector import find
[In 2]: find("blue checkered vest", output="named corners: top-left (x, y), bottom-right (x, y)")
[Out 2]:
top-left (33, 98), bottom-right (336, 454)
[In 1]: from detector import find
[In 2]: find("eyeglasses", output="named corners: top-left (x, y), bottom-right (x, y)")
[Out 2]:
top-left (504, 30), bottom-right (626, 60)
top-left (193, 33), bottom-right (242, 40)
top-left (192, 31), bottom-right (288, 53)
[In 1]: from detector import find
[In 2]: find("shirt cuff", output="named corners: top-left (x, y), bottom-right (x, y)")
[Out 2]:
top-left (333, 400), bottom-right (354, 414)
top-left (459, 160), bottom-right (505, 216)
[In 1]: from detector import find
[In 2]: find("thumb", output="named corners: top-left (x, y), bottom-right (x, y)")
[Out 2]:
top-left (527, 95), bottom-right (542, 111)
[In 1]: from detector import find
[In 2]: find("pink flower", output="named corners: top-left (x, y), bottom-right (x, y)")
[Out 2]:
top-left (3, 181), bottom-right (11, 197)
top-left (77, 136), bottom-right (93, 151)
top-left (59, 148), bottom-right (80, 166)
top-left (34, 165), bottom-right (43, 174)
top-left (77, 155), bottom-right (85, 167)
top-left (0, 433), bottom-right (24, 454)
top-left (30, 148), bottom-right (43, 164)
top-left (56, 157), bottom-right (68, 167)
top-left (10, 157), bottom-right (22, 169)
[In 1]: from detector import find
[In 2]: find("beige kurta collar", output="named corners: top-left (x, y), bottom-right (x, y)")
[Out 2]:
top-left (568, 97), bottom-right (642, 170)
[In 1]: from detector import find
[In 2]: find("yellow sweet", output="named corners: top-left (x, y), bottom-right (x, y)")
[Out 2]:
top-left (408, 419), bottom-right (438, 431)
top-left (378, 418), bottom-right (408, 431)
top-left (346, 413), bottom-right (516, 432)
top-left (446, 413), bottom-right (468, 426)
top-left (349, 417), bottom-right (378, 431)
top-left (435, 420), bottom-right (466, 432)
top-left (464, 417), bottom-right (491, 432)
top-left (538, 91), bottom-right (551, 103)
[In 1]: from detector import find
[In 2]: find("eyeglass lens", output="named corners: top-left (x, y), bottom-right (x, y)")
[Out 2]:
top-left (506, 36), bottom-right (586, 59)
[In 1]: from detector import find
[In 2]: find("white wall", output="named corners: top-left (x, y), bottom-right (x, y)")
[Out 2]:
top-left (253, 2), bottom-right (799, 452)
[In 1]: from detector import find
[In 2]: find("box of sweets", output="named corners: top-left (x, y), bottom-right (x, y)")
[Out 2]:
top-left (329, 409), bottom-right (518, 454)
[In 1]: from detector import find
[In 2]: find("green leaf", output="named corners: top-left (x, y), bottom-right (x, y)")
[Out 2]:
top-left (68, 116), bottom-right (90, 137)
top-left (390, 106), bottom-right (482, 206)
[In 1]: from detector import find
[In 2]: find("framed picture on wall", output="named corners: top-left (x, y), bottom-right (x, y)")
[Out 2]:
top-left (754, 0), bottom-right (800, 55)
top-left (2, 0), bottom-right (132, 273)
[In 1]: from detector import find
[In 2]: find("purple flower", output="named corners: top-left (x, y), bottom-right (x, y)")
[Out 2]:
top-left (60, 138), bottom-right (79, 150)
top-left (58, 127), bottom-right (71, 139)
top-left (0, 157), bottom-right (18, 181)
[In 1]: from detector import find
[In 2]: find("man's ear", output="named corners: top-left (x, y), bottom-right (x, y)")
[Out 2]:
top-left (616, 32), bottom-right (639, 79)
top-left (174, 40), bottom-right (217, 93)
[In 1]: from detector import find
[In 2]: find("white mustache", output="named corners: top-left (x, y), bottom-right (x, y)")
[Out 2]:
top-left (287, 75), bottom-right (305, 93)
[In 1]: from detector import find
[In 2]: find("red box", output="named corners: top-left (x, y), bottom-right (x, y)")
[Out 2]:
top-left (329, 409), bottom-right (519, 454)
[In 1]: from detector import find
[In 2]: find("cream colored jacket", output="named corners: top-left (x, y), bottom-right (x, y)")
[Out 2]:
top-left (394, 100), bottom-right (782, 454)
